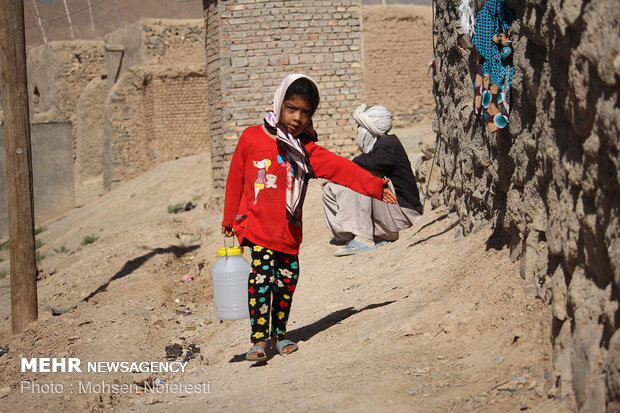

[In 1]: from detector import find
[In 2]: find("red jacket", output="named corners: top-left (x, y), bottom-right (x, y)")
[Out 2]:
top-left (222, 125), bottom-right (384, 255)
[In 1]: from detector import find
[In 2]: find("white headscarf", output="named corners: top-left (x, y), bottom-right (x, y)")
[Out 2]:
top-left (264, 74), bottom-right (319, 226)
top-left (353, 104), bottom-right (393, 153)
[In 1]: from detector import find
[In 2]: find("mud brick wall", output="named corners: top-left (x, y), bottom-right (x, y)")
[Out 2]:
top-left (203, 0), bottom-right (366, 200)
top-left (105, 18), bottom-right (206, 85)
top-left (362, 5), bottom-right (434, 123)
top-left (24, 41), bottom-right (105, 166)
top-left (103, 19), bottom-right (208, 189)
top-left (103, 66), bottom-right (208, 189)
top-left (75, 76), bottom-right (107, 183)
top-left (25, 41), bottom-right (105, 124)
top-left (143, 19), bottom-right (206, 65)
top-left (1, 122), bottom-right (74, 238)
top-left (143, 74), bottom-right (210, 163)
top-left (433, 0), bottom-right (619, 411)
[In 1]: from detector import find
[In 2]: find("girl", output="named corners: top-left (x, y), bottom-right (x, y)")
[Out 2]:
top-left (222, 74), bottom-right (396, 362)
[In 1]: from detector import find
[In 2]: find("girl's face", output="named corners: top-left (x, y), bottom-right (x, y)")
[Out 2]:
top-left (280, 95), bottom-right (313, 137)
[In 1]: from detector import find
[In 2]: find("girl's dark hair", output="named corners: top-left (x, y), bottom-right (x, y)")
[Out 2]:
top-left (284, 77), bottom-right (320, 114)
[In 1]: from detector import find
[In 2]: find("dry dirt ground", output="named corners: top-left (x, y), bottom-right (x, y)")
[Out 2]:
top-left (0, 123), bottom-right (571, 412)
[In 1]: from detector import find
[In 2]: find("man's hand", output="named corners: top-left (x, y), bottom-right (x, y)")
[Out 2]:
top-left (222, 226), bottom-right (234, 237)
top-left (381, 178), bottom-right (397, 204)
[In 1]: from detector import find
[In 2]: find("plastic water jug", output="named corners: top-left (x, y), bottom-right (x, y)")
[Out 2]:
top-left (212, 245), bottom-right (250, 320)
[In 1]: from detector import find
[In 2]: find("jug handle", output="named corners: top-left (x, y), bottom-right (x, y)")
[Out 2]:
top-left (222, 235), bottom-right (237, 259)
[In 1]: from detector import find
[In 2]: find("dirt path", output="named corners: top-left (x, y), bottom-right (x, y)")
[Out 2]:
top-left (0, 125), bottom-right (569, 412)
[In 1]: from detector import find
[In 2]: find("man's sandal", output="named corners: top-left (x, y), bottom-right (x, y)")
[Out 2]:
top-left (246, 345), bottom-right (267, 362)
top-left (333, 239), bottom-right (376, 257)
top-left (276, 340), bottom-right (298, 356)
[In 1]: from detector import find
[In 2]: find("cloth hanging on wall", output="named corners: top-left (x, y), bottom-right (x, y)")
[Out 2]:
top-left (471, 0), bottom-right (514, 132)
top-left (458, 0), bottom-right (476, 38)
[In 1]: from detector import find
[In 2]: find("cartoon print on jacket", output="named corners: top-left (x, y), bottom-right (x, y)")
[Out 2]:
top-left (253, 158), bottom-right (274, 204)
top-left (265, 174), bottom-right (277, 188)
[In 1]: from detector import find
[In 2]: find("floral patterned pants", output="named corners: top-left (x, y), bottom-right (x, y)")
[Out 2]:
top-left (248, 243), bottom-right (299, 343)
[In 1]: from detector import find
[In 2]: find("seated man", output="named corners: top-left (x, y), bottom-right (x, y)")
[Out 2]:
top-left (322, 104), bottom-right (423, 256)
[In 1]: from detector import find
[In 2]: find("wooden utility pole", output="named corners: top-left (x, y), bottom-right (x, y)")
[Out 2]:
top-left (0, 0), bottom-right (39, 334)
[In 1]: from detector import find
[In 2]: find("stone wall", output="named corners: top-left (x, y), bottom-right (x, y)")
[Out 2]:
top-left (433, 0), bottom-right (619, 411)
top-left (203, 0), bottom-right (367, 200)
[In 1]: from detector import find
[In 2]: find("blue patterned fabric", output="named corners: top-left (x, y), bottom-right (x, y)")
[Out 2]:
top-left (472, 0), bottom-right (515, 87)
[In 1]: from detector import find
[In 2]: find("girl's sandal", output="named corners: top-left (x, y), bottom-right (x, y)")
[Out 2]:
top-left (246, 345), bottom-right (267, 362)
top-left (276, 340), bottom-right (298, 356)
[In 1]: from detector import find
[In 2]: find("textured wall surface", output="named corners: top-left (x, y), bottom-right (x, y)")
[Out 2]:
top-left (103, 66), bottom-right (208, 189)
top-left (104, 18), bottom-right (206, 84)
top-left (362, 5), bottom-right (434, 122)
top-left (75, 76), bottom-right (107, 184)
top-left (433, 0), bottom-right (619, 411)
top-left (102, 19), bottom-right (208, 189)
top-left (143, 75), bottom-right (209, 162)
top-left (0, 123), bottom-right (74, 238)
top-left (25, 41), bottom-right (105, 124)
top-left (203, 0), bottom-right (367, 199)
top-left (24, 41), bottom-right (105, 166)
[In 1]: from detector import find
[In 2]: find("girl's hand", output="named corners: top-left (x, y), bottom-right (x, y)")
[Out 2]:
top-left (382, 178), bottom-right (398, 204)
top-left (222, 226), bottom-right (234, 237)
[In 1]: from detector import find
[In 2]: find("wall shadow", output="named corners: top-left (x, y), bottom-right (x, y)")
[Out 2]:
top-left (81, 244), bottom-right (200, 303)
top-left (413, 212), bottom-right (450, 233)
top-left (407, 219), bottom-right (459, 248)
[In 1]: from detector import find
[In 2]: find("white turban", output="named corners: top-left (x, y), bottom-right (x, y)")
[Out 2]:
top-left (353, 104), bottom-right (393, 153)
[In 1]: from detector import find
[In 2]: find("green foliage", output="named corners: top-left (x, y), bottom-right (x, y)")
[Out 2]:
top-left (81, 235), bottom-right (99, 246)
top-left (0, 238), bottom-right (45, 251)
top-left (0, 271), bottom-right (7, 279)
top-left (168, 202), bottom-right (185, 214)
top-left (34, 226), bottom-right (47, 235)
top-left (54, 245), bottom-right (69, 254)
top-left (35, 250), bottom-right (46, 263)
